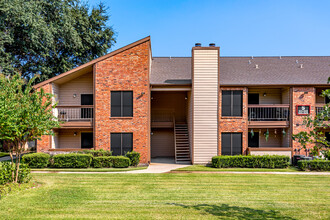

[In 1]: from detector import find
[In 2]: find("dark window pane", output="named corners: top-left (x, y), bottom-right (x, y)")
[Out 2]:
top-left (123, 91), bottom-right (133, 117)
top-left (111, 92), bottom-right (121, 117)
top-left (222, 91), bottom-right (232, 116)
top-left (221, 133), bottom-right (231, 155)
top-left (81, 94), bottom-right (93, 105)
top-left (326, 96), bottom-right (330, 104)
top-left (81, 133), bottom-right (93, 149)
top-left (111, 133), bottom-right (121, 156)
top-left (248, 132), bottom-right (259, 147)
top-left (122, 133), bottom-right (133, 154)
top-left (326, 132), bottom-right (330, 143)
top-left (248, 93), bottom-right (259, 105)
top-left (233, 91), bottom-right (242, 116)
top-left (232, 133), bottom-right (242, 155)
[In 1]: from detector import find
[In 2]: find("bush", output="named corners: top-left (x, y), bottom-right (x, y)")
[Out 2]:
top-left (52, 153), bottom-right (92, 168)
top-left (22, 153), bottom-right (50, 168)
top-left (297, 160), bottom-right (330, 171)
top-left (92, 156), bottom-right (113, 168)
top-left (322, 149), bottom-right (330, 160)
top-left (0, 162), bottom-right (31, 185)
top-left (111, 156), bottom-right (130, 168)
top-left (79, 149), bottom-right (112, 157)
top-left (212, 155), bottom-right (290, 169)
top-left (125, 151), bottom-right (140, 166)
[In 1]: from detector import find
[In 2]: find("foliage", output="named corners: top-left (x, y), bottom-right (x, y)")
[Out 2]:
top-left (92, 156), bottom-right (113, 168)
top-left (212, 155), bottom-right (290, 168)
top-left (22, 153), bottom-right (50, 168)
top-left (52, 153), bottom-right (92, 168)
top-left (322, 149), bottom-right (330, 160)
top-left (292, 79), bottom-right (330, 155)
top-left (111, 156), bottom-right (130, 168)
top-left (0, 162), bottom-right (31, 185)
top-left (80, 149), bottom-right (112, 157)
top-left (0, 74), bottom-right (60, 182)
top-left (0, 0), bottom-right (116, 82)
top-left (297, 160), bottom-right (330, 171)
top-left (125, 151), bottom-right (140, 166)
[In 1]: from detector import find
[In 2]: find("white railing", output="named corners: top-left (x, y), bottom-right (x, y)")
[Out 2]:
top-left (248, 105), bottom-right (289, 121)
top-left (56, 106), bottom-right (93, 121)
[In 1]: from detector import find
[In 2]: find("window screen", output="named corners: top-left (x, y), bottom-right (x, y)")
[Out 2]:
top-left (111, 133), bottom-right (133, 156)
top-left (222, 90), bottom-right (243, 117)
top-left (111, 91), bottom-right (133, 117)
top-left (221, 133), bottom-right (242, 155)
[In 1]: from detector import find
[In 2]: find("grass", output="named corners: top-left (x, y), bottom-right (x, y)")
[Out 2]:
top-left (31, 166), bottom-right (147, 172)
top-left (174, 165), bottom-right (302, 172)
top-left (0, 152), bottom-right (9, 158)
top-left (0, 173), bottom-right (329, 219)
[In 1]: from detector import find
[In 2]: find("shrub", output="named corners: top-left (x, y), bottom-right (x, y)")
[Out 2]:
top-left (297, 160), bottom-right (330, 171)
top-left (212, 155), bottom-right (290, 169)
top-left (111, 156), bottom-right (130, 168)
top-left (322, 149), bottom-right (330, 160)
top-left (52, 153), bottom-right (92, 168)
top-left (79, 149), bottom-right (112, 157)
top-left (22, 153), bottom-right (50, 168)
top-left (92, 156), bottom-right (113, 168)
top-left (0, 162), bottom-right (31, 185)
top-left (125, 151), bottom-right (140, 166)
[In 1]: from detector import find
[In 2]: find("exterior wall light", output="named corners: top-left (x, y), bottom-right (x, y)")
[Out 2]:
top-left (263, 93), bottom-right (267, 97)
top-left (74, 132), bottom-right (77, 136)
top-left (73, 94), bottom-right (77, 98)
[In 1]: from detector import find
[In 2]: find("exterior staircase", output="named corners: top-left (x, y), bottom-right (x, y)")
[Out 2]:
top-left (174, 123), bottom-right (191, 164)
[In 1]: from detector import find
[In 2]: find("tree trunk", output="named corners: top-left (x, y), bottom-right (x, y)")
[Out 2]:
top-left (9, 148), bottom-right (14, 181)
top-left (15, 142), bottom-right (22, 183)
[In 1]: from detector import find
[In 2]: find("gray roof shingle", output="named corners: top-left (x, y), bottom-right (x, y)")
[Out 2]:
top-left (150, 56), bottom-right (330, 85)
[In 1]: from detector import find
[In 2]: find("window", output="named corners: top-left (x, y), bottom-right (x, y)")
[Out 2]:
top-left (111, 133), bottom-right (133, 156)
top-left (222, 90), bottom-right (243, 117)
top-left (221, 133), bottom-right (242, 155)
top-left (81, 133), bottom-right (93, 149)
top-left (326, 132), bottom-right (330, 143)
top-left (111, 91), bottom-right (133, 117)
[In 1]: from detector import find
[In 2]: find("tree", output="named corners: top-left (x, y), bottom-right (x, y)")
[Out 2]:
top-left (0, 74), bottom-right (60, 182)
top-left (292, 78), bottom-right (330, 156)
top-left (0, 0), bottom-right (115, 82)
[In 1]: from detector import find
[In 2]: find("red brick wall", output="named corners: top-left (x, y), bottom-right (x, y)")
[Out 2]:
top-left (219, 87), bottom-right (248, 155)
top-left (94, 40), bottom-right (151, 164)
top-left (37, 83), bottom-right (52, 152)
top-left (291, 87), bottom-right (316, 156)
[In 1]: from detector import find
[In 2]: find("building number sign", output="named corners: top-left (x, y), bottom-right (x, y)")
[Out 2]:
top-left (296, 105), bottom-right (310, 116)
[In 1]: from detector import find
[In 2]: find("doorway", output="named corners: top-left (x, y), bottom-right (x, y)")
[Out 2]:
top-left (248, 132), bottom-right (259, 147)
top-left (81, 132), bottom-right (93, 148)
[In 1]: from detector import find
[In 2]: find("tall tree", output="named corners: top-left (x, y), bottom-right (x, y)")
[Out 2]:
top-left (0, 0), bottom-right (115, 82)
top-left (0, 74), bottom-right (60, 182)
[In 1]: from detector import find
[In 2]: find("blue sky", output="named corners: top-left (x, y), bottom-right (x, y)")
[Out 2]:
top-left (88, 0), bottom-right (330, 57)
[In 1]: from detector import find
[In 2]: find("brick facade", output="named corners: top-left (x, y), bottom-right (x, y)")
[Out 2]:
top-left (291, 87), bottom-right (316, 156)
top-left (93, 40), bottom-right (151, 164)
top-left (37, 83), bottom-right (53, 152)
top-left (218, 87), bottom-right (248, 155)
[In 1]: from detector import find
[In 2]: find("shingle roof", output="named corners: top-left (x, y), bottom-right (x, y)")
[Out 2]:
top-left (150, 56), bottom-right (330, 85)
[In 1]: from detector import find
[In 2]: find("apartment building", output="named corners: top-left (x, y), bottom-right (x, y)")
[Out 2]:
top-left (35, 36), bottom-right (330, 164)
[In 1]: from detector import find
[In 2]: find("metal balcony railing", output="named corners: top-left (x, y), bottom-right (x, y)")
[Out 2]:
top-left (56, 106), bottom-right (93, 121)
top-left (248, 105), bottom-right (289, 121)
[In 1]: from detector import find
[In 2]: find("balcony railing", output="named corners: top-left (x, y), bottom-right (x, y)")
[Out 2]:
top-left (56, 106), bottom-right (93, 121)
top-left (151, 109), bottom-right (174, 122)
top-left (248, 105), bottom-right (289, 121)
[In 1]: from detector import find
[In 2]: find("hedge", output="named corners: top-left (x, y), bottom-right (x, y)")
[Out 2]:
top-left (297, 160), bottom-right (330, 171)
top-left (212, 155), bottom-right (290, 168)
top-left (52, 153), bottom-right (93, 168)
top-left (111, 156), bottom-right (130, 168)
top-left (92, 156), bottom-right (113, 168)
top-left (125, 151), bottom-right (140, 166)
top-left (0, 162), bottom-right (31, 185)
top-left (22, 153), bottom-right (50, 168)
top-left (79, 149), bottom-right (112, 157)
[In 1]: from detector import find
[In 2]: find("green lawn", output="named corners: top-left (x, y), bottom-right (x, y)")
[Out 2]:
top-left (31, 166), bottom-right (147, 172)
top-left (0, 152), bottom-right (9, 158)
top-left (174, 165), bottom-right (302, 172)
top-left (0, 173), bottom-right (329, 219)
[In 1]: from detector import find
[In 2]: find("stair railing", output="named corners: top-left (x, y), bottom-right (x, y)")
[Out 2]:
top-left (173, 115), bottom-right (177, 163)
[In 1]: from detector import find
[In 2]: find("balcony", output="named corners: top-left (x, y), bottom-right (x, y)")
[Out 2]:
top-left (151, 109), bottom-right (174, 128)
top-left (248, 104), bottom-right (290, 128)
top-left (56, 106), bottom-right (93, 128)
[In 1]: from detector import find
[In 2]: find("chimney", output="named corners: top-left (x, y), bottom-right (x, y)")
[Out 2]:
top-left (195, 43), bottom-right (201, 47)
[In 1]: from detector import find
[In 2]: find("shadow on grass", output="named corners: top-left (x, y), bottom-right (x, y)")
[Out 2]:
top-left (169, 203), bottom-right (296, 219)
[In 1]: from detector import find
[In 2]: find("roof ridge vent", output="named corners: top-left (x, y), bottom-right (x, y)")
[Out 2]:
top-left (248, 60), bottom-right (251, 64)
top-left (296, 60), bottom-right (299, 64)
top-left (252, 56), bottom-right (254, 59)
top-left (255, 64), bottom-right (259, 69)
top-left (299, 64), bottom-right (303, 68)
top-left (279, 56), bottom-right (282, 59)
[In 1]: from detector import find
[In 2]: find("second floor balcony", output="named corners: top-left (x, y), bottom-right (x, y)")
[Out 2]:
top-left (55, 106), bottom-right (93, 128)
top-left (248, 104), bottom-right (290, 128)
